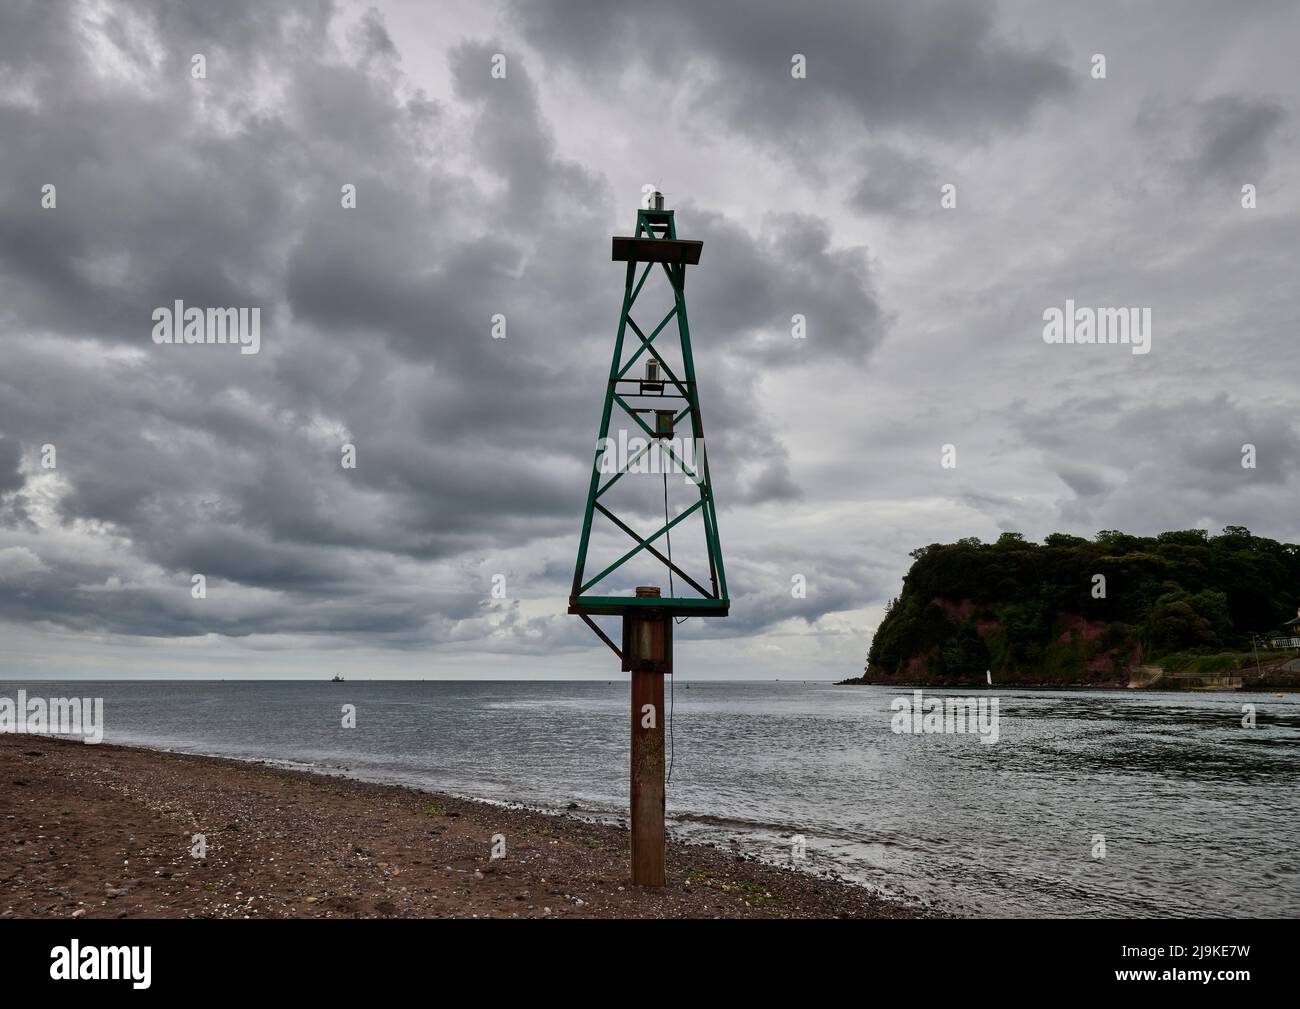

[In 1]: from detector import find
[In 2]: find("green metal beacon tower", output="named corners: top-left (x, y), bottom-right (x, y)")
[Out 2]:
top-left (570, 193), bottom-right (729, 886)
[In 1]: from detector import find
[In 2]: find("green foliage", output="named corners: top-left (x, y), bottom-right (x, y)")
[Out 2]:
top-left (1044, 532), bottom-right (1089, 548)
top-left (1159, 649), bottom-right (1300, 674)
top-left (1158, 652), bottom-right (1240, 674)
top-left (1144, 587), bottom-right (1232, 653)
top-left (867, 527), bottom-right (1300, 684)
top-left (936, 619), bottom-right (991, 679)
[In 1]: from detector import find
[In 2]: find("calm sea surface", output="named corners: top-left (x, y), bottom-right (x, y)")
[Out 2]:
top-left (3, 679), bottom-right (1297, 917)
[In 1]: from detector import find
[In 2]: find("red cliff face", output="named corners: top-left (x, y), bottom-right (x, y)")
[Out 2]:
top-left (867, 598), bottom-right (1138, 686)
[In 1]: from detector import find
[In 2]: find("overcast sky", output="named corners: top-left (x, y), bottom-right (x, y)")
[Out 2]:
top-left (1, 0), bottom-right (1297, 680)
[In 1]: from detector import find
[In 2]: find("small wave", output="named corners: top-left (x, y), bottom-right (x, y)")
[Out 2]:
top-left (672, 811), bottom-right (805, 834)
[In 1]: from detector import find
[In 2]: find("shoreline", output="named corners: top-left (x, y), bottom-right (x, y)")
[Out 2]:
top-left (0, 734), bottom-right (933, 919)
top-left (836, 679), bottom-right (1299, 692)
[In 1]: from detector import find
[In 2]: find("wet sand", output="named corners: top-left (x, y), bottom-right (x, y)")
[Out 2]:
top-left (0, 734), bottom-right (931, 919)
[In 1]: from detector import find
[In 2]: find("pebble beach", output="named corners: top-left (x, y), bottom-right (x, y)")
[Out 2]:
top-left (0, 734), bottom-right (929, 919)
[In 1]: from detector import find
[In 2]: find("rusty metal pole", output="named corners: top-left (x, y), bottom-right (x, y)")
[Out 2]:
top-left (624, 586), bottom-right (671, 886)
top-left (629, 664), bottom-right (666, 885)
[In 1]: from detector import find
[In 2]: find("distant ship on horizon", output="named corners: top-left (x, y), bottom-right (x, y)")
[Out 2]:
top-left (331, 674), bottom-right (344, 683)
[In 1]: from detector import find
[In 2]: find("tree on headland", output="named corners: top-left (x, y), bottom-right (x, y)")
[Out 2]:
top-left (865, 527), bottom-right (1300, 685)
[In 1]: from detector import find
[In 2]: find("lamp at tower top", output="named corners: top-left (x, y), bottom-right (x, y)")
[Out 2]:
top-left (651, 190), bottom-right (665, 211)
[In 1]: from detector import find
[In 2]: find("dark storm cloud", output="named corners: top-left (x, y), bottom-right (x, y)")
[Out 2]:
top-left (0, 0), bottom-right (334, 344)
top-left (709, 546), bottom-right (896, 637)
top-left (1057, 467), bottom-right (1109, 499)
top-left (0, 0), bottom-right (596, 641)
top-left (0, 562), bottom-right (481, 642)
top-left (850, 146), bottom-right (941, 218)
top-left (0, 0), bottom-right (883, 648)
top-left (1185, 95), bottom-right (1287, 183)
top-left (1014, 394), bottom-right (1300, 533)
top-left (686, 208), bottom-right (884, 363)
top-left (447, 40), bottom-right (607, 221)
top-left (0, 436), bottom-right (22, 495)
top-left (1137, 93), bottom-right (1288, 188)
top-left (511, 0), bottom-right (1072, 140)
